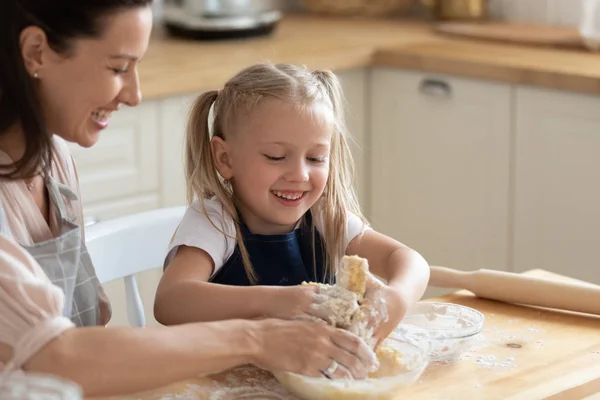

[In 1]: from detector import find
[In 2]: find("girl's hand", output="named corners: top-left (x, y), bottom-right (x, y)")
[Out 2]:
top-left (361, 275), bottom-right (408, 347)
top-left (250, 318), bottom-right (379, 379)
top-left (267, 285), bottom-right (359, 324)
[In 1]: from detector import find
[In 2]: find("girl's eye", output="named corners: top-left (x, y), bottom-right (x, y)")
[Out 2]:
top-left (111, 67), bottom-right (128, 75)
top-left (264, 154), bottom-right (284, 161)
top-left (308, 157), bottom-right (327, 164)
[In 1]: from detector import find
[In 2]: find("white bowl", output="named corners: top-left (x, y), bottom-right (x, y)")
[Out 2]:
top-left (393, 301), bottom-right (484, 362)
top-left (274, 336), bottom-right (430, 400)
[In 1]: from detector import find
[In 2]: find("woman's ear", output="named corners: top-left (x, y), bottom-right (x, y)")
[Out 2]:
top-left (20, 26), bottom-right (49, 78)
top-left (211, 137), bottom-right (234, 181)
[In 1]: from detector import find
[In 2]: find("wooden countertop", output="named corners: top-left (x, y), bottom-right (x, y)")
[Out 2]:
top-left (139, 14), bottom-right (600, 100)
top-left (95, 269), bottom-right (600, 400)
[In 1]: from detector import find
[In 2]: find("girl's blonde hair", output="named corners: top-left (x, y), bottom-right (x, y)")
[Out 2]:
top-left (185, 62), bottom-right (365, 283)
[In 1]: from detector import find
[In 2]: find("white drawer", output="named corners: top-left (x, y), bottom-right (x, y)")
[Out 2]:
top-left (68, 101), bottom-right (159, 204)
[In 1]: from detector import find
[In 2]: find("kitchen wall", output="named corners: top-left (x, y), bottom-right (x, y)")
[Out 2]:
top-left (489, 0), bottom-right (583, 27)
top-left (152, 0), bottom-right (583, 28)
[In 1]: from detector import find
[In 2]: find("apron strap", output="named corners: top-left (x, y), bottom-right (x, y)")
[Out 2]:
top-left (46, 176), bottom-right (78, 221)
top-left (0, 197), bottom-right (14, 238)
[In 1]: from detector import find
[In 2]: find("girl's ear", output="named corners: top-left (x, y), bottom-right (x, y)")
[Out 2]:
top-left (211, 137), bottom-right (234, 181)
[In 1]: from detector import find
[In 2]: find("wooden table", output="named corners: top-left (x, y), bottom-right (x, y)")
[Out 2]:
top-left (97, 270), bottom-right (600, 400)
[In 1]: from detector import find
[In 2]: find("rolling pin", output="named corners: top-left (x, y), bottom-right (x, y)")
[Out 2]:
top-left (429, 266), bottom-right (600, 316)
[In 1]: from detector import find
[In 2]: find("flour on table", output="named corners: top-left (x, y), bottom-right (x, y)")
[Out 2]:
top-left (207, 366), bottom-right (298, 400)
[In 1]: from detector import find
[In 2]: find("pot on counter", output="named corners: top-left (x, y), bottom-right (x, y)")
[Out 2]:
top-left (162, 0), bottom-right (283, 40)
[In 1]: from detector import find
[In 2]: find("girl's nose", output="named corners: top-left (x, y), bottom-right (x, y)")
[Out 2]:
top-left (287, 160), bottom-right (310, 183)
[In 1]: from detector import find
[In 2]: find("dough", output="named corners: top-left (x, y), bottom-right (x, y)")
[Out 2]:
top-left (302, 255), bottom-right (374, 343)
top-left (278, 256), bottom-right (422, 400)
top-left (369, 342), bottom-right (411, 378)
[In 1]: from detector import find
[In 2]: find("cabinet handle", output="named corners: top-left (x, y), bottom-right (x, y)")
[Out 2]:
top-left (419, 78), bottom-right (452, 98)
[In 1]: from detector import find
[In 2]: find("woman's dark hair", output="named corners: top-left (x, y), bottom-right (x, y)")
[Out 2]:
top-left (0, 0), bottom-right (152, 179)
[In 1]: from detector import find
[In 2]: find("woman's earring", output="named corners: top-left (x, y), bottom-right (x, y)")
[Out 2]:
top-left (33, 72), bottom-right (39, 79)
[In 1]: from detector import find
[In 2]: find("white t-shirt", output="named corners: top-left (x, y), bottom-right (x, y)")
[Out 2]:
top-left (165, 197), bottom-right (370, 278)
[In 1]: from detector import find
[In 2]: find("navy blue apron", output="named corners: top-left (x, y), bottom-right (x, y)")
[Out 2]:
top-left (210, 211), bottom-right (332, 286)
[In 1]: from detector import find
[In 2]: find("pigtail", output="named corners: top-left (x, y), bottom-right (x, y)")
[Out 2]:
top-left (185, 90), bottom-right (219, 204)
top-left (185, 89), bottom-right (259, 284)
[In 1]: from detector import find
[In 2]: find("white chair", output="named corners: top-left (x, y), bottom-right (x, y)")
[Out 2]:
top-left (85, 206), bottom-right (187, 327)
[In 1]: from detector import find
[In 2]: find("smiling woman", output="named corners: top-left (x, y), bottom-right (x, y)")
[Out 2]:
top-left (0, 0), bottom-right (152, 178)
top-left (0, 1), bottom-right (381, 397)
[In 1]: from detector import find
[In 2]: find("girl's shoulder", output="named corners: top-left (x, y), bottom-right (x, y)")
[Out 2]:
top-left (180, 197), bottom-right (236, 235)
top-left (164, 197), bottom-right (237, 271)
top-left (311, 202), bottom-right (371, 237)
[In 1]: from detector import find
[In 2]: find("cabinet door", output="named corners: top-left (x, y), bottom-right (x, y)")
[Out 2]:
top-left (159, 93), bottom-right (200, 208)
top-left (370, 69), bottom-right (511, 282)
top-left (68, 101), bottom-right (160, 210)
top-left (514, 86), bottom-right (600, 284)
top-left (337, 69), bottom-right (370, 215)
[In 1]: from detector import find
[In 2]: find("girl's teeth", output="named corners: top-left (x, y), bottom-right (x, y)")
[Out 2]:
top-left (274, 191), bottom-right (303, 200)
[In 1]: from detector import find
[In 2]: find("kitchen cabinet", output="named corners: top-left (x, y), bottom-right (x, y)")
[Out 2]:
top-left (337, 69), bottom-right (370, 214)
top-left (370, 68), bottom-right (512, 288)
top-left (158, 93), bottom-right (199, 208)
top-left (513, 86), bottom-right (600, 285)
top-left (68, 101), bottom-right (161, 221)
top-left (73, 63), bottom-right (600, 325)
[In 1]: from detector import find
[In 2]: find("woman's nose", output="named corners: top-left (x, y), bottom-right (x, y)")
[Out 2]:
top-left (119, 71), bottom-right (142, 107)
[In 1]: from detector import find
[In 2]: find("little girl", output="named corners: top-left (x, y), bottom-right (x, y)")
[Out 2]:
top-left (154, 63), bottom-right (430, 346)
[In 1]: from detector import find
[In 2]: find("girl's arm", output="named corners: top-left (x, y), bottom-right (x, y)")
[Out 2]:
top-left (154, 245), bottom-right (316, 325)
top-left (346, 230), bottom-right (430, 340)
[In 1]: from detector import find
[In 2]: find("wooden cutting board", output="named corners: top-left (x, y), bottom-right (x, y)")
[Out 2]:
top-left (94, 270), bottom-right (600, 400)
top-left (435, 22), bottom-right (586, 50)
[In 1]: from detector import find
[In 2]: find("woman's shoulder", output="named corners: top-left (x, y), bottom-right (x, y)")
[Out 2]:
top-left (0, 233), bottom-right (75, 369)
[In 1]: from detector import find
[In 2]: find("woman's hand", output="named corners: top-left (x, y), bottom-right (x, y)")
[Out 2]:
top-left (249, 318), bottom-right (379, 379)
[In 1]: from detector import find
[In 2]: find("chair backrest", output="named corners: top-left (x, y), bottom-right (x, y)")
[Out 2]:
top-left (85, 206), bottom-right (187, 327)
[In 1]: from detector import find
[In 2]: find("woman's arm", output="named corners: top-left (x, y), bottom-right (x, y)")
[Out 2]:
top-left (346, 230), bottom-right (430, 340)
top-left (154, 246), bottom-right (315, 325)
top-left (19, 317), bottom-right (378, 396)
top-left (0, 236), bottom-right (379, 396)
top-left (23, 320), bottom-right (255, 396)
